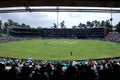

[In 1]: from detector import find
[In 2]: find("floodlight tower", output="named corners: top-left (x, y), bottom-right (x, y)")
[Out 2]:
top-left (57, 6), bottom-right (59, 28)
top-left (110, 8), bottom-right (113, 31)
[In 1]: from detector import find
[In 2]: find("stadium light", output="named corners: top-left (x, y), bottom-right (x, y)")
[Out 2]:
top-left (57, 6), bottom-right (59, 28)
top-left (110, 8), bottom-right (113, 31)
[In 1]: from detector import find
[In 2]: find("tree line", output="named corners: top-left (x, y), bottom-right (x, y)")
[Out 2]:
top-left (0, 19), bottom-right (120, 33)
top-left (0, 19), bottom-right (31, 30)
top-left (53, 20), bottom-right (120, 32)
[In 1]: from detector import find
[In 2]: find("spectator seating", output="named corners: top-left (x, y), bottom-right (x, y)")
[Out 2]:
top-left (104, 32), bottom-right (120, 42)
top-left (0, 56), bottom-right (120, 80)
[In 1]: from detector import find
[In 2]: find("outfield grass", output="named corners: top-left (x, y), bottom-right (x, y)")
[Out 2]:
top-left (0, 39), bottom-right (120, 60)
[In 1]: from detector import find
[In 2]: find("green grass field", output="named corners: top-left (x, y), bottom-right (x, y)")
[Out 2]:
top-left (0, 39), bottom-right (120, 60)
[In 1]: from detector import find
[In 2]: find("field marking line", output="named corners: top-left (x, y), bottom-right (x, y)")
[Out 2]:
top-left (68, 41), bottom-right (77, 44)
top-left (59, 41), bottom-right (69, 44)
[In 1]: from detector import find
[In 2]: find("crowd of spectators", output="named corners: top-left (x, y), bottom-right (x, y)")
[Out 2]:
top-left (0, 56), bottom-right (120, 80)
top-left (0, 37), bottom-right (31, 43)
top-left (103, 32), bottom-right (120, 43)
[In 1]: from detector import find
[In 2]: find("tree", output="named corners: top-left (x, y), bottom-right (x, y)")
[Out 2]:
top-left (21, 23), bottom-right (26, 28)
top-left (26, 25), bottom-right (31, 28)
top-left (78, 22), bottom-right (86, 28)
top-left (13, 22), bottom-right (21, 27)
top-left (37, 26), bottom-right (42, 29)
top-left (78, 23), bottom-right (82, 28)
top-left (97, 21), bottom-right (101, 27)
top-left (72, 25), bottom-right (77, 29)
top-left (86, 21), bottom-right (91, 28)
top-left (92, 20), bottom-right (101, 28)
top-left (86, 21), bottom-right (94, 28)
top-left (105, 20), bottom-right (112, 31)
top-left (60, 20), bottom-right (66, 29)
top-left (8, 19), bottom-right (14, 26)
top-left (4, 22), bottom-right (9, 30)
top-left (115, 22), bottom-right (120, 32)
top-left (53, 23), bottom-right (57, 29)
top-left (82, 24), bottom-right (86, 28)
top-left (101, 20), bottom-right (105, 27)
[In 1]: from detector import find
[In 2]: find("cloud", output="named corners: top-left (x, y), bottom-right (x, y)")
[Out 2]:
top-left (57, 12), bottom-right (113, 28)
top-left (0, 12), bottom-right (56, 28)
top-left (112, 13), bottom-right (120, 26)
top-left (0, 12), bottom-right (120, 28)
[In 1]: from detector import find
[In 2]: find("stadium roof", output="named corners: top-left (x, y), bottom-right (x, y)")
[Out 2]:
top-left (0, 0), bottom-right (120, 8)
top-left (0, 0), bottom-right (120, 13)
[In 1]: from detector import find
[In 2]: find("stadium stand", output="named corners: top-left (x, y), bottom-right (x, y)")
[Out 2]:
top-left (0, 37), bottom-right (31, 43)
top-left (9, 28), bottom-right (41, 38)
top-left (9, 27), bottom-right (109, 39)
top-left (0, 56), bottom-right (120, 80)
top-left (103, 32), bottom-right (120, 43)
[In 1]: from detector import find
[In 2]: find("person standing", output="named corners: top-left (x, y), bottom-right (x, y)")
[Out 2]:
top-left (70, 51), bottom-right (72, 56)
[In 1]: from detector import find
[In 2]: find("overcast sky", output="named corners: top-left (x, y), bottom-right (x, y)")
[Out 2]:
top-left (0, 7), bottom-right (120, 28)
